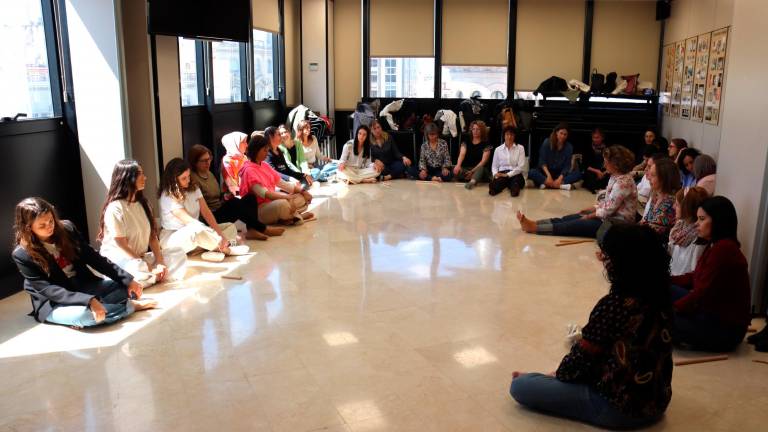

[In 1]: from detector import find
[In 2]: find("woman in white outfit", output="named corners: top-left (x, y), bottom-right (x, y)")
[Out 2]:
top-left (99, 160), bottom-right (187, 285)
top-left (157, 158), bottom-right (239, 254)
top-left (337, 125), bottom-right (380, 184)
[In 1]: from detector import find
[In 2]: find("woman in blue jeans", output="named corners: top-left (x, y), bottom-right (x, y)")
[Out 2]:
top-left (511, 224), bottom-right (673, 429)
top-left (528, 123), bottom-right (581, 190)
top-left (517, 145), bottom-right (637, 238)
top-left (11, 197), bottom-right (156, 329)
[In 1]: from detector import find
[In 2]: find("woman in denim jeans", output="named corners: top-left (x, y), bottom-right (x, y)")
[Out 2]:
top-left (510, 224), bottom-right (673, 429)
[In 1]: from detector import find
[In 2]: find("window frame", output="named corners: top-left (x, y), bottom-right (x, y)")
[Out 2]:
top-left (208, 39), bottom-right (249, 106)
top-left (178, 37), bottom-right (206, 107)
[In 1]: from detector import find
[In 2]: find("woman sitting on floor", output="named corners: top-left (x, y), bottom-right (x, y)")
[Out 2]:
top-left (517, 145), bottom-right (637, 238)
top-left (511, 223), bottom-right (673, 430)
top-left (669, 187), bottom-right (708, 276)
top-left (370, 119), bottom-right (411, 181)
top-left (581, 128), bottom-right (609, 194)
top-left (189, 145), bottom-right (283, 241)
top-left (12, 197), bottom-right (156, 328)
top-left (671, 196), bottom-right (751, 352)
top-left (240, 133), bottom-right (315, 225)
top-left (338, 125), bottom-right (381, 184)
top-left (528, 123), bottom-right (580, 190)
top-left (692, 154), bottom-right (717, 196)
top-left (266, 126), bottom-right (313, 186)
top-left (637, 153), bottom-right (669, 215)
top-left (453, 120), bottom-right (492, 190)
top-left (415, 123), bottom-right (453, 182)
top-left (640, 157), bottom-right (680, 236)
top-left (220, 131), bottom-right (248, 198)
top-left (668, 138), bottom-right (688, 163)
top-left (158, 158), bottom-right (242, 255)
top-left (489, 126), bottom-right (526, 197)
top-left (297, 121), bottom-right (338, 182)
top-left (99, 159), bottom-right (186, 286)
top-left (677, 147), bottom-right (701, 189)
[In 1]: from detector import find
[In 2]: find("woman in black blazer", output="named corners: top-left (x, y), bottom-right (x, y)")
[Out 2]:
top-left (12, 197), bottom-right (156, 329)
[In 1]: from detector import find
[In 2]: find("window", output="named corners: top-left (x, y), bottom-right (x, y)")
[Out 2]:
top-left (178, 38), bottom-right (202, 106)
top-left (369, 57), bottom-right (434, 98)
top-left (212, 41), bottom-right (244, 104)
top-left (0, 0), bottom-right (55, 119)
top-left (252, 29), bottom-right (275, 101)
top-left (441, 66), bottom-right (507, 99)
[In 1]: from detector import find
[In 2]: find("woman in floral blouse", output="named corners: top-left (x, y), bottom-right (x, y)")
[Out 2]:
top-left (414, 123), bottom-right (452, 182)
top-left (517, 145), bottom-right (637, 238)
top-left (510, 224), bottom-right (673, 429)
top-left (641, 157), bottom-right (680, 236)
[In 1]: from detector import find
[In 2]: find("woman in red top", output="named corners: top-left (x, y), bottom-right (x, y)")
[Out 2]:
top-left (670, 196), bottom-right (751, 352)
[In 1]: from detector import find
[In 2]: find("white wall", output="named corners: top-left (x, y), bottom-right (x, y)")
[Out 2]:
top-left (300, 0), bottom-right (332, 115)
top-left (661, 0), bottom-right (733, 157)
top-left (65, 0), bottom-right (128, 241)
top-left (715, 0), bottom-right (768, 302)
top-left (155, 36), bottom-right (183, 167)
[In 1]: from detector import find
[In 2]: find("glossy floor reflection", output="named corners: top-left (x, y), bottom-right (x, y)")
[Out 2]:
top-left (1, 181), bottom-right (766, 431)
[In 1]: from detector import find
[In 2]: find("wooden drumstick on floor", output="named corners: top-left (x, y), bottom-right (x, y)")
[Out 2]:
top-left (674, 355), bottom-right (729, 366)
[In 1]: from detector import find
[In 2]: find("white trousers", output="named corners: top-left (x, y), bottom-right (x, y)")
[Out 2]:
top-left (338, 167), bottom-right (379, 183)
top-left (159, 222), bottom-right (238, 254)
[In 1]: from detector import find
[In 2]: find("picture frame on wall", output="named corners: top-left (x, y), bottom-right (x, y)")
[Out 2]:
top-left (671, 40), bottom-right (685, 117)
top-left (680, 37), bottom-right (697, 119)
top-left (663, 44), bottom-right (675, 115)
top-left (692, 32), bottom-right (711, 122)
top-left (704, 27), bottom-right (729, 125)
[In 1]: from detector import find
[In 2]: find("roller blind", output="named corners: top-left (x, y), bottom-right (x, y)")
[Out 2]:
top-left (252, 0), bottom-right (280, 33)
top-left (591, 0), bottom-right (660, 85)
top-left (442, 0), bottom-right (508, 66)
top-left (284, 0), bottom-right (301, 106)
top-left (334, 0), bottom-right (361, 109)
top-left (515, 0), bottom-right (585, 90)
top-left (370, 0), bottom-right (434, 57)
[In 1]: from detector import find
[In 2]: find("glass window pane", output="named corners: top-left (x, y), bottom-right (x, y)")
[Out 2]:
top-left (252, 29), bottom-right (275, 100)
top-left (441, 66), bottom-right (507, 99)
top-left (0, 0), bottom-right (54, 119)
top-left (178, 38), bottom-right (201, 106)
top-left (212, 41), bottom-right (243, 103)
top-left (369, 57), bottom-right (434, 98)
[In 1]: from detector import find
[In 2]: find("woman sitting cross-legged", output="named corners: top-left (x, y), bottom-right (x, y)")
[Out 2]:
top-left (99, 159), bottom-right (187, 287)
top-left (12, 197), bottom-right (156, 328)
top-left (581, 128), bottom-right (609, 194)
top-left (511, 223), bottom-right (673, 430)
top-left (158, 158), bottom-right (242, 255)
top-left (668, 187), bottom-right (708, 276)
top-left (640, 157), bottom-right (680, 237)
top-left (527, 122), bottom-right (581, 190)
top-left (189, 145), bottom-right (283, 241)
top-left (370, 119), bottom-right (411, 181)
top-left (266, 126), bottom-right (313, 186)
top-left (670, 196), bottom-right (752, 352)
top-left (488, 126), bottom-right (526, 197)
top-left (297, 120), bottom-right (338, 182)
top-left (338, 125), bottom-right (381, 184)
top-left (453, 120), bottom-right (492, 190)
top-left (220, 131), bottom-right (249, 198)
top-left (240, 133), bottom-right (315, 225)
top-left (414, 123), bottom-right (453, 182)
top-left (517, 145), bottom-right (637, 238)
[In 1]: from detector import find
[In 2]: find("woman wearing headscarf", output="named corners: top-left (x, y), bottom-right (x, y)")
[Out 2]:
top-left (220, 131), bottom-right (249, 198)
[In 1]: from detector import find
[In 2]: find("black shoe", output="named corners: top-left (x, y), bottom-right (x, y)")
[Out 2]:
top-left (747, 326), bottom-right (768, 344)
top-left (755, 339), bottom-right (768, 352)
top-left (510, 184), bottom-right (521, 197)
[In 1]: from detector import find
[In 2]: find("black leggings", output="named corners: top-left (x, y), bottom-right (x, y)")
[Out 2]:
top-left (211, 197), bottom-right (267, 233)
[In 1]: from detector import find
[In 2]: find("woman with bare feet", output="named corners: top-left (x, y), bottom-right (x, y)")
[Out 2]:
top-left (12, 197), bottom-right (156, 328)
top-left (338, 125), bottom-right (380, 184)
top-left (415, 123), bottom-right (452, 182)
top-left (370, 119), bottom-right (412, 181)
top-left (511, 224), bottom-right (672, 429)
top-left (240, 133), bottom-right (315, 225)
top-left (527, 123), bottom-right (580, 190)
top-left (517, 146), bottom-right (637, 238)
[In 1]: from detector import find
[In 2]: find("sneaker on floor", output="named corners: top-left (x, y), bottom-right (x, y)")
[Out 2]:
top-left (539, 184), bottom-right (546, 190)
top-left (560, 184), bottom-right (572, 191)
top-left (510, 184), bottom-right (521, 197)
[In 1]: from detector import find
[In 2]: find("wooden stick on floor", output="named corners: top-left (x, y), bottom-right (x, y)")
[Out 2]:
top-left (555, 240), bottom-right (594, 247)
top-left (752, 359), bottom-right (768, 365)
top-left (674, 355), bottom-right (729, 366)
top-left (221, 274), bottom-right (243, 281)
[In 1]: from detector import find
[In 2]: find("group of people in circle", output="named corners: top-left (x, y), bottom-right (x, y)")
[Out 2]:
top-left (8, 118), bottom-right (764, 430)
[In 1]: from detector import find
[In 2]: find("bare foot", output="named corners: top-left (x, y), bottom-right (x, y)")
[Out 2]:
top-left (516, 211), bottom-right (537, 233)
top-left (361, 178), bottom-right (377, 184)
top-left (431, 176), bottom-right (442, 182)
top-left (278, 219), bottom-right (295, 226)
top-left (301, 212), bottom-right (316, 221)
top-left (245, 229), bottom-right (269, 241)
top-left (132, 298), bottom-right (158, 311)
top-left (264, 226), bottom-right (285, 236)
top-left (383, 175), bottom-right (392, 181)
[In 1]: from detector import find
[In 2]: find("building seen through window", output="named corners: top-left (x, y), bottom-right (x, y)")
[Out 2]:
top-left (212, 40), bottom-right (243, 103)
top-left (441, 66), bottom-right (507, 99)
top-left (369, 57), bottom-right (434, 98)
top-left (252, 29), bottom-right (275, 101)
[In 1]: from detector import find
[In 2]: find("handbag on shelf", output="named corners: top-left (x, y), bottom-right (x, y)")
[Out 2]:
top-left (590, 68), bottom-right (605, 93)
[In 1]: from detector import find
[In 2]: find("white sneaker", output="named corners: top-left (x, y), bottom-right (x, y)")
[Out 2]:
top-left (539, 184), bottom-right (546, 190)
top-left (560, 184), bottom-right (572, 191)
top-left (228, 245), bottom-right (250, 256)
top-left (201, 251), bottom-right (225, 262)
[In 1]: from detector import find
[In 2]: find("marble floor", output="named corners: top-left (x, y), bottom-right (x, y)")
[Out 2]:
top-left (0, 181), bottom-right (766, 432)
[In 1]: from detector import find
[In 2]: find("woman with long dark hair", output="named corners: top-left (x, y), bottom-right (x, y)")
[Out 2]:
top-left (677, 147), bottom-right (701, 188)
top-left (370, 119), bottom-right (411, 181)
top-left (528, 123), bottom-right (580, 190)
top-left (12, 197), bottom-right (156, 328)
top-left (158, 158), bottom-right (244, 255)
top-left (99, 160), bottom-right (186, 286)
top-left (510, 224), bottom-right (673, 429)
top-left (338, 125), bottom-right (381, 184)
top-left (671, 196), bottom-right (752, 352)
top-left (640, 157), bottom-right (680, 236)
